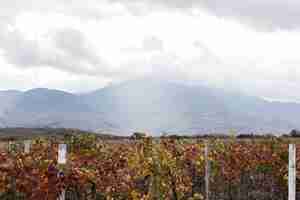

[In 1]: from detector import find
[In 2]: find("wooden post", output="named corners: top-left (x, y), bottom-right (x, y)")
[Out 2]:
top-left (205, 141), bottom-right (210, 200)
top-left (0, 141), bottom-right (7, 152)
top-left (57, 144), bottom-right (67, 200)
top-left (289, 144), bottom-right (296, 200)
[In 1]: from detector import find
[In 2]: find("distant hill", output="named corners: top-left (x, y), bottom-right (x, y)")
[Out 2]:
top-left (14, 88), bottom-right (90, 113)
top-left (0, 79), bottom-right (298, 135)
top-left (1, 88), bottom-right (114, 131)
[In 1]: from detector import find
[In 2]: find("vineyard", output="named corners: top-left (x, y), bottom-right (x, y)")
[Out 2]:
top-left (0, 133), bottom-right (297, 200)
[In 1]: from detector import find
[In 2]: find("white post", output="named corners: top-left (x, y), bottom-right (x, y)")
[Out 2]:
top-left (58, 144), bottom-right (67, 165)
top-left (57, 190), bottom-right (65, 200)
top-left (24, 140), bottom-right (31, 153)
top-left (289, 144), bottom-right (296, 200)
top-left (57, 144), bottom-right (67, 200)
top-left (205, 141), bottom-right (210, 200)
top-left (0, 141), bottom-right (7, 152)
top-left (8, 141), bottom-right (12, 152)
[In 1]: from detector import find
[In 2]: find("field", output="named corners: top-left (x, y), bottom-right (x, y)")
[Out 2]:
top-left (0, 130), bottom-right (298, 200)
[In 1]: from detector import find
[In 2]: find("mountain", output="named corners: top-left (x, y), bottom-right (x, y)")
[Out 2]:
top-left (83, 79), bottom-right (296, 134)
top-left (84, 79), bottom-right (232, 133)
top-left (14, 88), bottom-right (90, 113)
top-left (0, 90), bottom-right (22, 127)
top-left (0, 79), bottom-right (299, 134)
top-left (1, 88), bottom-right (115, 131)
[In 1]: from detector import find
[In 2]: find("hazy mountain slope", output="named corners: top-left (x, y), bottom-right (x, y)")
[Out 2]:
top-left (3, 88), bottom-right (118, 131)
top-left (84, 79), bottom-right (222, 132)
top-left (0, 90), bottom-right (22, 115)
top-left (83, 79), bottom-right (297, 134)
top-left (0, 90), bottom-right (22, 127)
top-left (0, 79), bottom-right (299, 134)
top-left (14, 88), bottom-right (90, 112)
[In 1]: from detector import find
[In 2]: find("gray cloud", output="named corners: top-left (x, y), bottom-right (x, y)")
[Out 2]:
top-left (110, 0), bottom-right (300, 30)
top-left (142, 36), bottom-right (164, 52)
top-left (1, 0), bottom-right (299, 30)
top-left (122, 41), bottom-right (225, 82)
top-left (0, 0), bottom-right (124, 24)
top-left (53, 28), bottom-right (101, 66)
top-left (121, 36), bottom-right (164, 53)
top-left (0, 27), bottom-right (116, 77)
top-left (198, 0), bottom-right (300, 31)
top-left (0, 29), bottom-right (42, 67)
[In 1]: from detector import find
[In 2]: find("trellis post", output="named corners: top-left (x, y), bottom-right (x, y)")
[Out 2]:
top-left (151, 137), bottom-right (161, 200)
top-left (205, 141), bottom-right (210, 200)
top-left (24, 140), bottom-right (31, 153)
top-left (8, 141), bottom-right (12, 153)
top-left (289, 144), bottom-right (296, 200)
top-left (57, 144), bottom-right (67, 200)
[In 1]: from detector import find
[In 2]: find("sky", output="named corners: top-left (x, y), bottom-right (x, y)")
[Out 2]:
top-left (1, 0), bottom-right (300, 101)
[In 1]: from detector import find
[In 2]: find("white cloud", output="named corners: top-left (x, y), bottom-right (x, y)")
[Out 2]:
top-left (1, 0), bottom-right (300, 101)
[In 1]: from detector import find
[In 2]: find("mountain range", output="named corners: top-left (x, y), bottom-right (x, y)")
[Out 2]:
top-left (0, 79), bottom-right (298, 135)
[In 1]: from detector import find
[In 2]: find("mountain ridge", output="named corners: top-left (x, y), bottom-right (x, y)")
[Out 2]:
top-left (0, 79), bottom-right (298, 135)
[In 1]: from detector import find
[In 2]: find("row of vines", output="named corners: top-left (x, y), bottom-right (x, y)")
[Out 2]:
top-left (0, 135), bottom-right (295, 200)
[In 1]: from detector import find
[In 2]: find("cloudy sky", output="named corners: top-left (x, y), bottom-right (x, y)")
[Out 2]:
top-left (1, 0), bottom-right (300, 101)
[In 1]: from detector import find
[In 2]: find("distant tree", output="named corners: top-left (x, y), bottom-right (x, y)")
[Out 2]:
top-left (289, 129), bottom-right (300, 137)
top-left (236, 133), bottom-right (254, 139)
top-left (131, 132), bottom-right (147, 139)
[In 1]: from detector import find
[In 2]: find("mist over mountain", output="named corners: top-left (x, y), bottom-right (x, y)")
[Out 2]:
top-left (0, 79), bottom-right (298, 135)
